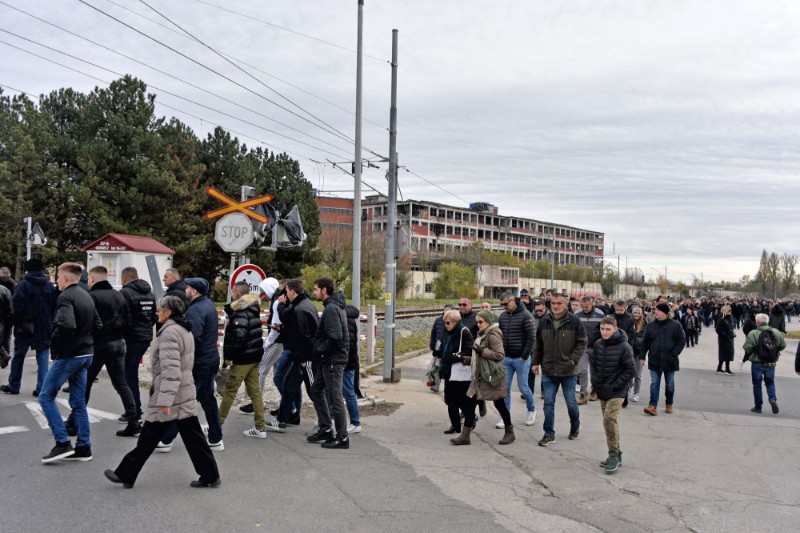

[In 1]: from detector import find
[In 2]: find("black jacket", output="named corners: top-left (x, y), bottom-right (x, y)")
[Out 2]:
top-left (165, 280), bottom-right (190, 308)
top-left (0, 275), bottom-right (15, 293)
top-left (498, 302), bottom-right (535, 359)
top-left (90, 280), bottom-right (129, 343)
top-left (590, 331), bottom-right (635, 400)
top-left (345, 304), bottom-right (360, 371)
top-left (643, 318), bottom-right (686, 372)
top-left (439, 322), bottom-right (474, 380)
top-left (460, 310), bottom-right (479, 338)
top-left (575, 307), bottom-right (605, 350)
top-left (121, 279), bottom-right (156, 344)
top-left (314, 291), bottom-right (349, 365)
top-left (223, 293), bottom-right (264, 365)
top-left (612, 312), bottom-right (636, 346)
top-left (429, 316), bottom-right (446, 357)
top-left (13, 270), bottom-right (56, 350)
top-left (0, 285), bottom-right (13, 356)
top-left (286, 293), bottom-right (319, 364)
top-left (50, 284), bottom-right (101, 359)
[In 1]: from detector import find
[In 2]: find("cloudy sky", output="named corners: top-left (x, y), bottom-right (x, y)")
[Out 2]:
top-left (3, 0), bottom-right (799, 283)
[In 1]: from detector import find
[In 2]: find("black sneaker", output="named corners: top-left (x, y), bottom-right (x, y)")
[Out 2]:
top-left (32, 389), bottom-right (40, 397)
top-left (42, 441), bottom-right (74, 463)
top-left (239, 403), bottom-right (254, 414)
top-left (306, 428), bottom-right (334, 443)
top-left (479, 403), bottom-right (487, 418)
top-left (538, 435), bottom-right (555, 447)
top-left (269, 408), bottom-right (280, 416)
top-left (65, 415), bottom-right (77, 437)
top-left (321, 436), bottom-right (349, 449)
top-left (770, 400), bottom-right (779, 414)
top-left (104, 469), bottom-right (133, 488)
top-left (116, 421), bottom-right (142, 437)
top-left (118, 413), bottom-right (138, 424)
top-left (64, 445), bottom-right (92, 462)
top-left (190, 478), bottom-right (221, 488)
top-left (569, 427), bottom-right (580, 440)
top-left (286, 414), bottom-right (301, 426)
top-left (751, 406), bottom-right (762, 413)
top-left (0, 384), bottom-right (19, 394)
top-left (61, 386), bottom-right (69, 393)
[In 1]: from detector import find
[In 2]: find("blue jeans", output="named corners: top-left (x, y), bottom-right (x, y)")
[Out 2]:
top-left (7, 341), bottom-right (49, 393)
top-left (39, 356), bottom-right (93, 446)
top-left (278, 360), bottom-right (304, 423)
top-left (343, 369), bottom-right (360, 426)
top-left (751, 362), bottom-right (776, 408)
top-left (504, 357), bottom-right (535, 413)
top-left (274, 349), bottom-right (302, 413)
top-left (649, 369), bottom-right (675, 407)
top-left (125, 340), bottom-right (150, 417)
top-left (541, 373), bottom-right (579, 438)
top-left (161, 365), bottom-right (223, 445)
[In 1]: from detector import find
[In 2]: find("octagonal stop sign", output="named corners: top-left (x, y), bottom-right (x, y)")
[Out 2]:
top-left (214, 212), bottom-right (254, 253)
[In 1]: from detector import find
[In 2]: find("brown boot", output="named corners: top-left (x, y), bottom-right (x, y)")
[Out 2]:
top-left (577, 391), bottom-right (588, 405)
top-left (665, 404), bottom-right (673, 414)
top-left (643, 405), bottom-right (657, 416)
top-left (589, 392), bottom-right (598, 401)
top-left (499, 425), bottom-right (515, 445)
top-left (450, 425), bottom-right (472, 445)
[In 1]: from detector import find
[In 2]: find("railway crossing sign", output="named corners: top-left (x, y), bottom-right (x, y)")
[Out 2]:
top-left (204, 186), bottom-right (274, 224)
top-left (214, 213), bottom-right (253, 253)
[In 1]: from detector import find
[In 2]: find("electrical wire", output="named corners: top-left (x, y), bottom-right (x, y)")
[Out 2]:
top-left (0, 33), bottom-right (351, 159)
top-left (402, 167), bottom-right (471, 205)
top-left (0, 83), bottom-right (40, 99)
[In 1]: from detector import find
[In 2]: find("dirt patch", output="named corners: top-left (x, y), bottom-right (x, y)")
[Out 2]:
top-left (359, 401), bottom-right (403, 417)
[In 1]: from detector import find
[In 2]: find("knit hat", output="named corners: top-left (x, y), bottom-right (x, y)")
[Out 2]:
top-left (259, 277), bottom-right (279, 299)
top-left (477, 310), bottom-right (496, 324)
top-left (25, 258), bottom-right (44, 272)
top-left (656, 303), bottom-right (671, 315)
top-left (184, 277), bottom-right (209, 295)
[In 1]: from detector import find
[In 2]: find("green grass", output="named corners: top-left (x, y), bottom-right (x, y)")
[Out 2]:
top-left (359, 330), bottom-right (430, 367)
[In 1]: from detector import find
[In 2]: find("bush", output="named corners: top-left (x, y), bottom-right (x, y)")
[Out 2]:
top-left (433, 262), bottom-right (477, 299)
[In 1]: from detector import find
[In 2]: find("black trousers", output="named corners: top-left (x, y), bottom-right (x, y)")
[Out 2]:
top-left (494, 399), bottom-right (512, 426)
top-left (114, 416), bottom-right (219, 486)
top-left (445, 379), bottom-right (477, 429)
top-left (86, 340), bottom-right (136, 418)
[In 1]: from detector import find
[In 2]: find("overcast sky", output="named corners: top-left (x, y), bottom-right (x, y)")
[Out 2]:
top-left (3, 0), bottom-right (799, 283)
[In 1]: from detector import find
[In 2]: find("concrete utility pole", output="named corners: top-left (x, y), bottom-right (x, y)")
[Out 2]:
top-left (383, 29), bottom-right (399, 383)
top-left (351, 0), bottom-right (364, 312)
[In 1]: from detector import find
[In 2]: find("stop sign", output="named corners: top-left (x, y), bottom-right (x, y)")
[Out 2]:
top-left (214, 213), bottom-right (253, 253)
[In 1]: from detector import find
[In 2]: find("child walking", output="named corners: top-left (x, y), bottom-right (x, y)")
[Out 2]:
top-left (590, 316), bottom-right (636, 473)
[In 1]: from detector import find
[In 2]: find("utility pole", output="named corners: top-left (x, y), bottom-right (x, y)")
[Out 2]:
top-left (383, 29), bottom-right (399, 383)
top-left (351, 0), bottom-right (364, 311)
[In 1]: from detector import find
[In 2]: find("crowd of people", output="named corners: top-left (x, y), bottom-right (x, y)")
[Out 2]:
top-left (428, 291), bottom-right (800, 473)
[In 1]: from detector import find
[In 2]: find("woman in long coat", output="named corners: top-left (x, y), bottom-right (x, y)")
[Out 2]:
top-left (715, 305), bottom-right (735, 375)
top-left (104, 295), bottom-right (221, 488)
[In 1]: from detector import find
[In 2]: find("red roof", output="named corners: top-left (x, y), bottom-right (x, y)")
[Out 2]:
top-left (83, 233), bottom-right (175, 255)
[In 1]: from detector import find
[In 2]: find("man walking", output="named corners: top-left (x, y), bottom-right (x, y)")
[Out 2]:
top-left (642, 303), bottom-right (686, 416)
top-left (163, 268), bottom-right (189, 307)
top-left (2, 259), bottom-right (56, 396)
top-left (39, 263), bottom-right (100, 463)
top-left (120, 267), bottom-right (156, 422)
top-left (743, 313), bottom-right (786, 414)
top-left (532, 293), bottom-right (587, 446)
top-left (497, 292), bottom-right (537, 428)
top-left (0, 281), bottom-right (12, 369)
top-left (575, 296), bottom-right (605, 404)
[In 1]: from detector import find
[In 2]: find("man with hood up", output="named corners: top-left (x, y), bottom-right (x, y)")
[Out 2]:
top-left (1, 258), bottom-right (56, 396)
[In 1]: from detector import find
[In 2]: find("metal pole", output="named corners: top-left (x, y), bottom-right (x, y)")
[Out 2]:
top-left (383, 29), bottom-right (399, 383)
top-left (366, 304), bottom-right (375, 364)
top-left (351, 0), bottom-right (364, 312)
top-left (550, 249), bottom-right (555, 290)
top-left (24, 217), bottom-right (32, 261)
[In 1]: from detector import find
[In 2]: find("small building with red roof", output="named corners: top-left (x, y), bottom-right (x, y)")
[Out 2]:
top-left (84, 233), bottom-right (175, 292)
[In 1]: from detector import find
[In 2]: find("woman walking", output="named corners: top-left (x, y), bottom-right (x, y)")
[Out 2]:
top-left (104, 296), bottom-right (220, 488)
top-left (469, 311), bottom-right (513, 445)
top-left (628, 307), bottom-right (647, 403)
top-left (715, 305), bottom-right (735, 375)
top-left (439, 310), bottom-right (475, 444)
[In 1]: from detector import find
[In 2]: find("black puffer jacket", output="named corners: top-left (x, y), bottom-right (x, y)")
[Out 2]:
top-left (121, 279), bottom-right (156, 343)
top-left (345, 304), bottom-right (360, 371)
top-left (165, 279), bottom-right (189, 308)
top-left (590, 330), bottom-right (635, 400)
top-left (612, 312), bottom-right (636, 346)
top-left (223, 293), bottom-right (264, 365)
top-left (460, 310), bottom-right (478, 338)
top-left (314, 291), bottom-right (349, 365)
top-left (51, 284), bottom-right (102, 359)
top-left (575, 307), bottom-right (605, 350)
top-left (498, 302), bottom-right (535, 359)
top-left (643, 317), bottom-right (686, 372)
top-left (90, 280), bottom-right (129, 343)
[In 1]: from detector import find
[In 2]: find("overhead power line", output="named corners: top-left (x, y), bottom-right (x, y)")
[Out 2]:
top-left (0, 83), bottom-right (41, 99)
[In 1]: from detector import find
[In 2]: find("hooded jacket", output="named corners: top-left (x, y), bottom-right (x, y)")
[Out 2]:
top-left (498, 301), bottom-right (535, 359)
top-left (223, 293), bottom-right (264, 365)
top-left (345, 304), bottom-right (360, 371)
top-left (90, 279), bottom-right (129, 343)
top-left (186, 295), bottom-right (221, 368)
top-left (314, 291), bottom-right (349, 365)
top-left (286, 292), bottom-right (319, 363)
top-left (533, 310), bottom-right (588, 376)
top-left (590, 330), bottom-right (635, 400)
top-left (643, 317), bottom-right (686, 372)
top-left (121, 279), bottom-right (156, 344)
top-left (12, 270), bottom-right (56, 349)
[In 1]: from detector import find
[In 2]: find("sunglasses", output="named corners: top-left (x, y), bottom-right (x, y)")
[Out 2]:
top-left (500, 301), bottom-right (511, 307)
top-left (444, 321), bottom-right (453, 325)
top-left (476, 319), bottom-right (485, 324)
top-left (459, 303), bottom-right (469, 307)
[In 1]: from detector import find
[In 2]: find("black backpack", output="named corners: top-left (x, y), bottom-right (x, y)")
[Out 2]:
top-left (756, 328), bottom-right (780, 363)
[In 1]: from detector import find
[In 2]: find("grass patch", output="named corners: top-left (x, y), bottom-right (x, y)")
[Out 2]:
top-left (359, 330), bottom-right (430, 368)
top-left (784, 331), bottom-right (800, 340)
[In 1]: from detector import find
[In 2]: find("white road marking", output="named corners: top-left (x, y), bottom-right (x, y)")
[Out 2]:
top-left (0, 425), bottom-right (29, 435)
top-left (23, 399), bottom-right (120, 430)
top-left (24, 402), bottom-right (50, 429)
top-left (55, 398), bottom-right (119, 422)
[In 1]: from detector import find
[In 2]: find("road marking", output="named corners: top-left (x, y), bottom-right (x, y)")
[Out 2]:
top-left (0, 425), bottom-right (29, 435)
top-left (56, 398), bottom-right (119, 422)
top-left (25, 402), bottom-right (50, 429)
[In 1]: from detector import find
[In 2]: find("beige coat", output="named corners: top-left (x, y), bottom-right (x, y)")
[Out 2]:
top-left (145, 318), bottom-right (198, 423)
top-left (467, 323), bottom-right (507, 401)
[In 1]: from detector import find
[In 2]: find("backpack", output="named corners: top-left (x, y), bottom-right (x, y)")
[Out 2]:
top-left (756, 328), bottom-right (780, 363)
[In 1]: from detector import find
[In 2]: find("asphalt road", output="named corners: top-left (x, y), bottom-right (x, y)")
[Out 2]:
top-left (2, 319), bottom-right (800, 532)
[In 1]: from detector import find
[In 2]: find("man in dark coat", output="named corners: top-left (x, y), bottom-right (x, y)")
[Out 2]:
top-left (642, 303), bottom-right (686, 416)
top-left (163, 268), bottom-right (189, 307)
top-left (1, 258), bottom-right (56, 396)
top-left (0, 282), bottom-right (13, 369)
top-left (120, 267), bottom-right (156, 421)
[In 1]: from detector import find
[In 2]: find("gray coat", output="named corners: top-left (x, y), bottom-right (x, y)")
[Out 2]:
top-left (145, 318), bottom-right (197, 423)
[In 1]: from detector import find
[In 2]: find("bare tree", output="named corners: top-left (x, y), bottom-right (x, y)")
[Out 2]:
top-left (780, 253), bottom-right (798, 295)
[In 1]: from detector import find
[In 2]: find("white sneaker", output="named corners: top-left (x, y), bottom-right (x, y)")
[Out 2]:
top-left (201, 424), bottom-right (209, 435)
top-left (525, 411), bottom-right (536, 426)
top-left (347, 423), bottom-right (362, 434)
top-left (632, 394), bottom-right (640, 403)
top-left (155, 441), bottom-right (172, 453)
top-left (306, 425), bottom-right (320, 437)
top-left (243, 427), bottom-right (267, 439)
top-left (495, 420), bottom-right (505, 429)
top-left (208, 440), bottom-right (224, 452)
